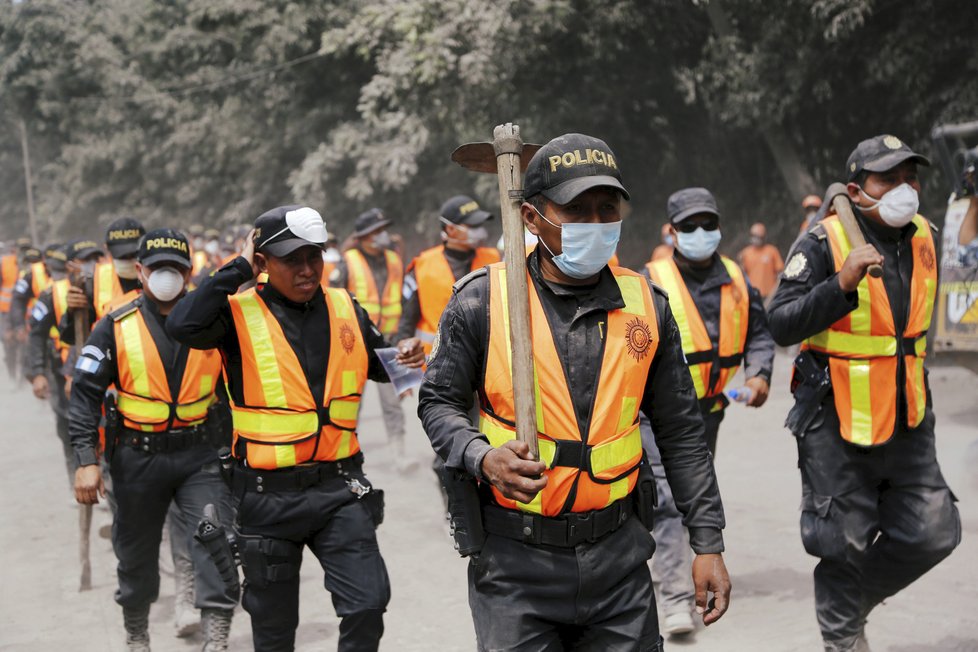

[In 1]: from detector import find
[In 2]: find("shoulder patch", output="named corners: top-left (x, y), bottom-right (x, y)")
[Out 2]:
top-left (452, 267), bottom-right (488, 293)
top-left (110, 296), bottom-right (143, 322)
top-left (783, 252), bottom-right (809, 280)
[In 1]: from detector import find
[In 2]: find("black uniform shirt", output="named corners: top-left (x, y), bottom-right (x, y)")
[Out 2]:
top-left (25, 286), bottom-right (57, 380)
top-left (395, 246), bottom-right (477, 343)
top-left (165, 257), bottom-right (390, 422)
top-left (67, 296), bottom-right (190, 467)
top-left (329, 247), bottom-right (390, 300)
top-left (642, 254), bottom-right (775, 390)
top-left (768, 211), bottom-right (934, 412)
top-left (419, 249), bottom-right (726, 553)
top-left (8, 269), bottom-right (36, 331)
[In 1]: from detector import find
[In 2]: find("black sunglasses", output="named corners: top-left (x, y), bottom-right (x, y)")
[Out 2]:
top-left (675, 220), bottom-right (719, 233)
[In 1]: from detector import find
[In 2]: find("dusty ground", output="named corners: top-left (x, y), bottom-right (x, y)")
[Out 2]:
top-left (1, 351), bottom-right (976, 651)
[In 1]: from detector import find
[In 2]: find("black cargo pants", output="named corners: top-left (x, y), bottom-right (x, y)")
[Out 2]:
top-left (235, 472), bottom-right (390, 652)
top-left (110, 442), bottom-right (238, 611)
top-left (469, 516), bottom-right (663, 651)
top-left (795, 405), bottom-right (960, 646)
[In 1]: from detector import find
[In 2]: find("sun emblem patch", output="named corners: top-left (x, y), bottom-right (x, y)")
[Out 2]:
top-left (625, 317), bottom-right (653, 362)
top-left (784, 252), bottom-right (808, 279)
top-left (919, 244), bottom-right (935, 272)
top-left (340, 324), bottom-right (356, 354)
top-left (883, 135), bottom-right (902, 150)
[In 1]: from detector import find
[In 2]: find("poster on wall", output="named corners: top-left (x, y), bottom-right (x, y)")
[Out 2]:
top-left (934, 195), bottom-right (978, 352)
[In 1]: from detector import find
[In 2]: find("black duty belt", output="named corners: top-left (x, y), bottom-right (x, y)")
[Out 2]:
top-left (483, 495), bottom-right (633, 548)
top-left (231, 452), bottom-right (364, 494)
top-left (121, 427), bottom-right (208, 454)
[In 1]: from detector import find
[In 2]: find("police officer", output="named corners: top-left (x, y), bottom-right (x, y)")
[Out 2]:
top-left (25, 243), bottom-right (74, 487)
top-left (419, 133), bottom-right (731, 651)
top-left (329, 208), bottom-right (410, 463)
top-left (394, 194), bottom-right (500, 355)
top-left (641, 188), bottom-right (773, 636)
top-left (70, 229), bottom-right (238, 652)
top-left (8, 242), bottom-right (60, 343)
top-left (61, 217), bottom-right (145, 341)
top-left (768, 134), bottom-right (961, 652)
top-left (0, 240), bottom-right (27, 379)
top-left (166, 206), bottom-right (424, 651)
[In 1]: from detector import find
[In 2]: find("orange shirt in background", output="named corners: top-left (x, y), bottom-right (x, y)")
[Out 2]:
top-left (738, 244), bottom-right (783, 298)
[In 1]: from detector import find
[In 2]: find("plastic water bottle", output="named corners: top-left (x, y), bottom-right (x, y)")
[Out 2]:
top-left (725, 387), bottom-right (752, 404)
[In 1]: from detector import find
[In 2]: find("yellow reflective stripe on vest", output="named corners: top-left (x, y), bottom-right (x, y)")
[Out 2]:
top-left (847, 360), bottom-right (873, 446)
top-left (479, 415), bottom-right (557, 469)
top-left (95, 264), bottom-right (116, 316)
top-left (589, 425), bottom-right (641, 478)
top-left (805, 330), bottom-right (897, 358)
top-left (235, 293), bottom-right (288, 406)
top-left (616, 275), bottom-right (645, 316)
top-left (174, 394), bottom-right (217, 421)
top-left (719, 257), bottom-right (744, 351)
top-left (118, 315), bottom-right (151, 396)
top-left (117, 394), bottom-right (169, 422)
top-left (232, 409), bottom-right (319, 438)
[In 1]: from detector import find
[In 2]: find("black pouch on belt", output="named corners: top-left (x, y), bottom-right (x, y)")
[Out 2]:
top-left (634, 460), bottom-right (658, 531)
top-left (785, 351), bottom-right (832, 437)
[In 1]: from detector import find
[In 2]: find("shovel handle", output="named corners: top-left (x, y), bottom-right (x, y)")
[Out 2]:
top-left (827, 183), bottom-right (883, 279)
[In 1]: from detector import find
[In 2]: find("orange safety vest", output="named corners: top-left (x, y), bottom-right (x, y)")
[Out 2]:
top-left (801, 214), bottom-right (936, 446)
top-left (112, 299), bottom-right (221, 433)
top-left (344, 248), bottom-right (403, 335)
top-left (411, 245), bottom-right (500, 354)
top-left (645, 256), bottom-right (749, 403)
top-left (228, 287), bottom-right (369, 469)
top-left (480, 263), bottom-right (656, 516)
top-left (0, 254), bottom-right (19, 313)
top-left (30, 261), bottom-right (52, 299)
top-left (93, 262), bottom-right (124, 320)
top-left (51, 279), bottom-right (71, 364)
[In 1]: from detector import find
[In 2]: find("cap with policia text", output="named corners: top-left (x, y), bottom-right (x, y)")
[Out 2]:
top-left (523, 133), bottom-right (629, 205)
top-left (67, 239), bottom-right (104, 261)
top-left (253, 205), bottom-right (329, 257)
top-left (105, 217), bottom-right (146, 258)
top-left (43, 243), bottom-right (67, 273)
top-left (138, 228), bottom-right (192, 269)
top-left (354, 208), bottom-right (392, 237)
top-left (439, 195), bottom-right (493, 227)
top-left (667, 187), bottom-right (720, 224)
top-left (22, 246), bottom-right (42, 263)
top-left (846, 134), bottom-right (931, 182)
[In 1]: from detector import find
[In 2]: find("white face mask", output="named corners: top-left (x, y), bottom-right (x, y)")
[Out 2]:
top-left (858, 183), bottom-right (919, 228)
top-left (146, 267), bottom-right (186, 302)
top-left (323, 248), bottom-right (342, 264)
top-left (440, 218), bottom-right (487, 248)
top-left (204, 240), bottom-right (220, 256)
top-left (113, 258), bottom-right (138, 279)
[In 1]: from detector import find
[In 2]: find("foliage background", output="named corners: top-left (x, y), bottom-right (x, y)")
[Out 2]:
top-left (2, 0), bottom-right (976, 263)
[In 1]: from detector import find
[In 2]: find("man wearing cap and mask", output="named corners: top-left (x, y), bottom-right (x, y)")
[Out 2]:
top-left (25, 243), bottom-right (75, 487)
top-left (419, 133), bottom-right (731, 650)
top-left (167, 205), bottom-right (424, 651)
top-left (768, 135), bottom-right (961, 652)
top-left (0, 240), bottom-right (27, 379)
top-left (642, 188), bottom-right (773, 637)
top-left (394, 194), bottom-right (500, 357)
top-left (8, 243), bottom-right (61, 343)
top-left (329, 208), bottom-right (409, 464)
top-left (61, 217), bottom-right (146, 344)
top-left (738, 222), bottom-right (784, 301)
top-left (70, 228), bottom-right (238, 652)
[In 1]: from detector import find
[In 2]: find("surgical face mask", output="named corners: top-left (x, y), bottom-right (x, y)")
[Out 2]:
top-left (676, 227), bottom-right (722, 262)
top-left (113, 258), bottom-right (138, 280)
top-left (440, 218), bottom-right (487, 248)
top-left (857, 183), bottom-right (918, 228)
top-left (323, 247), bottom-right (342, 264)
top-left (750, 235), bottom-right (764, 247)
top-left (532, 206), bottom-right (621, 279)
top-left (369, 231), bottom-right (392, 249)
top-left (204, 240), bottom-right (220, 256)
top-left (146, 267), bottom-right (186, 302)
top-left (80, 261), bottom-right (97, 277)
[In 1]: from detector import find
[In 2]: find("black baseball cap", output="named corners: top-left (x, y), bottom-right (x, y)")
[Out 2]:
top-left (67, 238), bottom-right (104, 261)
top-left (138, 228), bottom-right (192, 269)
top-left (354, 208), bottom-right (391, 237)
top-left (15, 237), bottom-right (32, 250)
top-left (439, 195), bottom-right (493, 226)
top-left (43, 243), bottom-right (67, 272)
top-left (105, 217), bottom-right (146, 258)
top-left (846, 134), bottom-right (930, 182)
top-left (23, 246), bottom-right (42, 262)
top-left (523, 133), bottom-right (629, 205)
top-left (667, 187), bottom-right (720, 223)
top-left (253, 205), bottom-right (329, 257)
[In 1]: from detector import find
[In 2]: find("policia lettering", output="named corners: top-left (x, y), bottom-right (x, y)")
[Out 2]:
top-left (480, 264), bottom-right (656, 516)
top-left (547, 148), bottom-right (618, 173)
top-left (802, 214), bottom-right (936, 445)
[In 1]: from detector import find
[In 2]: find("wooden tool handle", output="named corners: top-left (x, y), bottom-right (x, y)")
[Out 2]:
top-left (827, 182), bottom-right (883, 279)
top-left (493, 124), bottom-right (539, 460)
